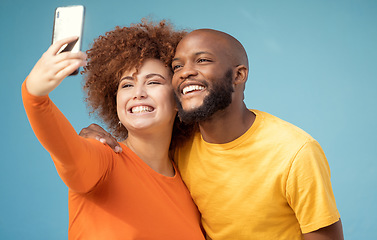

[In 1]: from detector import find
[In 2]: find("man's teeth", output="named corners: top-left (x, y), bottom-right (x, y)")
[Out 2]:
top-left (182, 85), bottom-right (205, 95)
top-left (131, 106), bottom-right (153, 113)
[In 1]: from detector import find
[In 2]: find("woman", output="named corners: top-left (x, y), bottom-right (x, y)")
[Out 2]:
top-left (22, 20), bottom-right (204, 239)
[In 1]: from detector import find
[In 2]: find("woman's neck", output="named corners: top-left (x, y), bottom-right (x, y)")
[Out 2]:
top-left (122, 130), bottom-right (174, 177)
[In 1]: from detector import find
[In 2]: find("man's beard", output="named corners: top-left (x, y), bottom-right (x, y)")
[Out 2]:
top-left (175, 69), bottom-right (234, 124)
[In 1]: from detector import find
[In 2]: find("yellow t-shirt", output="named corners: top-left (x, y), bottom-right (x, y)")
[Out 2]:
top-left (175, 110), bottom-right (340, 240)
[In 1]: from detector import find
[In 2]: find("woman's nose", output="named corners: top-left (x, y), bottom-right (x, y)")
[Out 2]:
top-left (133, 85), bottom-right (147, 99)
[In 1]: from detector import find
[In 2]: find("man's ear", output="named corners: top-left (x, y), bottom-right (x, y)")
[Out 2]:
top-left (233, 65), bottom-right (248, 85)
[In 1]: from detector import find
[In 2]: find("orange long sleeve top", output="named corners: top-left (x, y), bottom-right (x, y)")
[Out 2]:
top-left (22, 81), bottom-right (205, 240)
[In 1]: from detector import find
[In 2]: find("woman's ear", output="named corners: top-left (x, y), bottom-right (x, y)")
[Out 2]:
top-left (233, 65), bottom-right (248, 85)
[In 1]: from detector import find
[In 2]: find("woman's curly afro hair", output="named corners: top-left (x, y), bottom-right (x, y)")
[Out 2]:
top-left (82, 19), bottom-right (194, 148)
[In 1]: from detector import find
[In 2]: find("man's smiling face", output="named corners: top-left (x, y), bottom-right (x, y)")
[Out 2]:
top-left (171, 30), bottom-right (235, 123)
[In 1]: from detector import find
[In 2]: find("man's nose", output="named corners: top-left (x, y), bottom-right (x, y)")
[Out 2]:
top-left (179, 63), bottom-right (198, 80)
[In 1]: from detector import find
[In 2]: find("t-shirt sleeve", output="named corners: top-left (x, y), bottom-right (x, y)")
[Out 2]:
top-left (22, 80), bottom-right (114, 193)
top-left (285, 139), bottom-right (340, 233)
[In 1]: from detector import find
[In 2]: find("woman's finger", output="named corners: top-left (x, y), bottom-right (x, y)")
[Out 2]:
top-left (55, 59), bottom-right (86, 79)
top-left (38, 57), bottom-right (84, 78)
top-left (48, 36), bottom-right (80, 55)
top-left (53, 51), bottom-right (87, 64)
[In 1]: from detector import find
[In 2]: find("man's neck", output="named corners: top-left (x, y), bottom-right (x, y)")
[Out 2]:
top-left (198, 103), bottom-right (255, 144)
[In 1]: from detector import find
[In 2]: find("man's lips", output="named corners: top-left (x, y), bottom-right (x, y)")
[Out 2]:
top-left (182, 85), bottom-right (205, 95)
top-left (178, 80), bottom-right (207, 96)
top-left (129, 105), bottom-right (154, 113)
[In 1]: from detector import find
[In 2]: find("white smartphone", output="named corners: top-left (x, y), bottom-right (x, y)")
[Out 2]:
top-left (52, 5), bottom-right (85, 74)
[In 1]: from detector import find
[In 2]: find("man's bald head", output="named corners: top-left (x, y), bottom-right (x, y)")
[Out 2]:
top-left (178, 29), bottom-right (249, 70)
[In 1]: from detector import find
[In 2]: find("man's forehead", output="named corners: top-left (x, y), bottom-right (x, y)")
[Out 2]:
top-left (175, 31), bottom-right (228, 56)
top-left (174, 29), bottom-right (248, 68)
top-left (182, 30), bottom-right (227, 44)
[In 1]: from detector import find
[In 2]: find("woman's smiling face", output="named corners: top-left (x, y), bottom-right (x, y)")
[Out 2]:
top-left (116, 58), bottom-right (176, 132)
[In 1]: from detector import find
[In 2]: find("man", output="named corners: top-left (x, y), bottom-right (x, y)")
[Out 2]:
top-left (81, 29), bottom-right (343, 239)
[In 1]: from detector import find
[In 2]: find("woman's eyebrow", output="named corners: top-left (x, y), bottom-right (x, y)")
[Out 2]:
top-left (120, 73), bottom-right (166, 82)
top-left (145, 73), bottom-right (166, 80)
top-left (119, 76), bottom-right (134, 81)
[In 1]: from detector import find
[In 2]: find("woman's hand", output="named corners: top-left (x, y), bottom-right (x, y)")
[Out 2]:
top-left (26, 36), bottom-right (87, 96)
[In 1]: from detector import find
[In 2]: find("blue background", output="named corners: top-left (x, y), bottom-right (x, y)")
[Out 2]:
top-left (1, 0), bottom-right (376, 239)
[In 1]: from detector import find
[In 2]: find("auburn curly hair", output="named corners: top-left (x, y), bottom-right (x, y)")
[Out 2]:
top-left (82, 19), bottom-right (194, 148)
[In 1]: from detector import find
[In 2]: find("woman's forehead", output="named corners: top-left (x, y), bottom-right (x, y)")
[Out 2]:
top-left (121, 59), bottom-right (171, 79)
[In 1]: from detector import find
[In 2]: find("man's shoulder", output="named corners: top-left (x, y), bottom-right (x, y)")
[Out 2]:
top-left (252, 109), bottom-right (316, 144)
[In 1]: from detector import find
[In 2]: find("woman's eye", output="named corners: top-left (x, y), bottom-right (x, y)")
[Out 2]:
top-left (148, 81), bottom-right (161, 85)
top-left (121, 84), bottom-right (133, 88)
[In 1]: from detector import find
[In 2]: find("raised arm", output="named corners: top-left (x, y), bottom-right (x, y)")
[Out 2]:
top-left (26, 36), bottom-right (86, 96)
top-left (22, 38), bottom-right (112, 193)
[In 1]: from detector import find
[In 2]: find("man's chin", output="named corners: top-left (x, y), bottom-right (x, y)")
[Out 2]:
top-left (182, 103), bottom-right (203, 112)
top-left (177, 106), bottom-right (211, 124)
top-left (178, 98), bottom-right (205, 112)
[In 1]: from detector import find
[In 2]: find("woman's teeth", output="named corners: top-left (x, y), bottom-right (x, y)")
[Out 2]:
top-left (131, 106), bottom-right (153, 113)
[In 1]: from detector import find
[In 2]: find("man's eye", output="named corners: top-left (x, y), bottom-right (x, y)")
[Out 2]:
top-left (172, 65), bottom-right (182, 71)
top-left (198, 58), bottom-right (210, 63)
